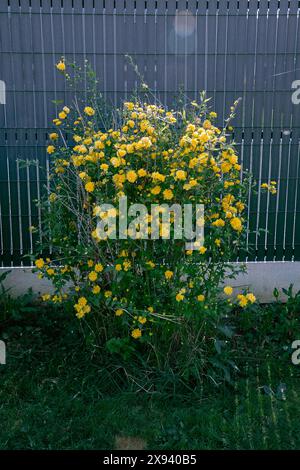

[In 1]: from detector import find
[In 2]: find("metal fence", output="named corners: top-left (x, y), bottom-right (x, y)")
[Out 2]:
top-left (0, 0), bottom-right (300, 266)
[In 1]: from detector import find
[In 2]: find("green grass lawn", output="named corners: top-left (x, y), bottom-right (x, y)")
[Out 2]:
top-left (1, 307), bottom-right (300, 450)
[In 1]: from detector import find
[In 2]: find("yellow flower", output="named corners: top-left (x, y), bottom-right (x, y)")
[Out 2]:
top-left (146, 261), bottom-right (155, 268)
top-left (197, 294), bottom-right (205, 302)
top-left (123, 260), bottom-right (131, 271)
top-left (75, 303), bottom-right (91, 319)
top-left (126, 143), bottom-right (134, 153)
top-left (151, 172), bottom-right (165, 182)
top-left (163, 189), bottom-right (174, 200)
top-left (138, 168), bottom-right (147, 177)
top-left (63, 106), bottom-right (70, 114)
top-left (92, 285), bottom-right (101, 294)
top-left (100, 163), bottom-right (109, 172)
top-left (58, 111), bottom-right (67, 120)
top-left (79, 171), bottom-right (87, 180)
top-left (104, 290), bottom-right (112, 298)
top-left (124, 102), bottom-right (135, 110)
top-left (72, 155), bottom-right (84, 166)
top-left (126, 170), bottom-right (137, 183)
top-left (78, 144), bottom-right (87, 154)
top-left (76, 310), bottom-right (85, 319)
top-left (138, 316), bottom-right (147, 324)
top-left (88, 271), bottom-right (98, 282)
top-left (221, 162), bottom-right (232, 173)
top-left (115, 309), bottom-right (124, 316)
top-left (84, 106), bottom-right (95, 116)
top-left (215, 238), bottom-right (221, 247)
top-left (228, 154), bottom-right (238, 165)
top-left (237, 294), bottom-right (248, 308)
top-left (110, 157), bottom-right (121, 168)
top-left (117, 149), bottom-right (127, 157)
top-left (41, 293), bottom-right (50, 301)
top-left (246, 293), bottom-right (256, 303)
top-left (115, 264), bottom-right (122, 271)
top-left (212, 218), bottom-right (225, 227)
top-left (35, 258), bottom-right (44, 269)
top-left (224, 286), bottom-right (233, 296)
top-left (87, 259), bottom-right (94, 267)
top-left (49, 133), bottom-right (58, 140)
top-left (199, 132), bottom-right (209, 143)
top-left (151, 186), bottom-right (161, 195)
top-left (203, 119), bottom-right (212, 129)
top-left (78, 297), bottom-right (87, 306)
top-left (199, 246), bottom-right (207, 255)
top-left (176, 293), bottom-right (185, 302)
top-left (131, 328), bottom-right (142, 339)
top-left (46, 268), bottom-right (55, 276)
top-left (85, 181), bottom-right (95, 193)
top-left (47, 145), bottom-right (55, 154)
top-left (236, 202), bottom-right (245, 212)
top-left (85, 305), bottom-right (91, 314)
top-left (94, 140), bottom-right (104, 149)
top-left (175, 170), bottom-right (187, 180)
top-left (56, 60), bottom-right (66, 71)
top-left (95, 263), bottom-right (104, 272)
top-left (230, 217), bottom-right (242, 232)
top-left (164, 270), bottom-right (174, 280)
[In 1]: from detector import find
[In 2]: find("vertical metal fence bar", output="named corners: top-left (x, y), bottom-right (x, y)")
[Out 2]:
top-left (274, 132), bottom-right (283, 260)
top-left (221, 0), bottom-right (229, 125)
top-left (81, 0), bottom-right (87, 102)
top-left (163, 1), bottom-right (168, 106)
top-left (113, 1), bottom-right (117, 106)
top-left (16, 158), bottom-right (23, 264)
top-left (0, 199), bottom-right (3, 267)
top-left (255, 136), bottom-right (264, 257)
top-left (35, 151), bottom-right (42, 249)
top-left (283, 133), bottom-right (292, 259)
top-left (7, 1), bottom-right (18, 130)
top-left (6, 149), bottom-right (13, 265)
top-left (26, 158), bottom-right (33, 256)
top-left (50, 2), bottom-right (58, 117)
top-left (292, 140), bottom-right (300, 260)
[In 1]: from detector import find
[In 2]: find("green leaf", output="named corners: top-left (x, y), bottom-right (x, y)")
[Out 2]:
top-left (214, 339), bottom-right (225, 354)
top-left (217, 325), bottom-right (235, 338)
top-left (273, 287), bottom-right (279, 299)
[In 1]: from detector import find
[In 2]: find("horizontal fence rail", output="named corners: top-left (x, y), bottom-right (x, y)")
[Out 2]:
top-left (0, 0), bottom-right (300, 265)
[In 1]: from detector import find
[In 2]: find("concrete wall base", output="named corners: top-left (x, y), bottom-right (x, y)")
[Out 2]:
top-left (1, 262), bottom-right (300, 303)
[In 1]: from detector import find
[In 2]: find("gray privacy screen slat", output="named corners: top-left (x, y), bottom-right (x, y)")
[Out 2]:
top-left (0, 0), bottom-right (300, 264)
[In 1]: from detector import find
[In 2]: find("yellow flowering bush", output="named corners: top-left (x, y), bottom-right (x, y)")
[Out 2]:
top-left (32, 62), bottom-right (265, 381)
